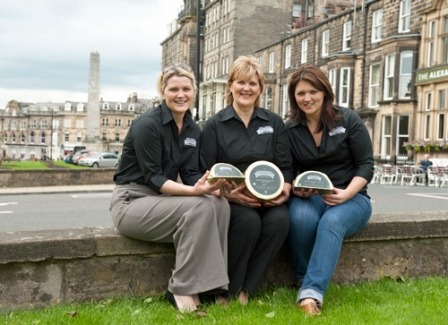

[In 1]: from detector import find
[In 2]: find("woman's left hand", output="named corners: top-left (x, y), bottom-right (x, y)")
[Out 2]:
top-left (321, 188), bottom-right (352, 206)
top-left (262, 183), bottom-right (291, 207)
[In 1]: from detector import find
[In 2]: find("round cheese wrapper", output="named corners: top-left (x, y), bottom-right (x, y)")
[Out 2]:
top-left (244, 161), bottom-right (284, 201)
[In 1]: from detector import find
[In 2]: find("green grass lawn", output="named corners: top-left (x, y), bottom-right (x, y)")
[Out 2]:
top-left (2, 277), bottom-right (447, 324)
top-left (0, 160), bottom-right (87, 170)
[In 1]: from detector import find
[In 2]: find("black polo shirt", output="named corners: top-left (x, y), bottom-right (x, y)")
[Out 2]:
top-left (114, 102), bottom-right (201, 192)
top-left (286, 106), bottom-right (373, 194)
top-left (200, 106), bottom-right (294, 183)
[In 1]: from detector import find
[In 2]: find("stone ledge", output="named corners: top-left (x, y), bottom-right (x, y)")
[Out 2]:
top-left (0, 211), bottom-right (447, 310)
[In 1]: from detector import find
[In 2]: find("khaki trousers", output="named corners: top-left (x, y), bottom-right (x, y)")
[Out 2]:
top-left (110, 183), bottom-right (230, 295)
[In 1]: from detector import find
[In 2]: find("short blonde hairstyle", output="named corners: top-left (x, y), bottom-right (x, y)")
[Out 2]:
top-left (225, 55), bottom-right (265, 107)
top-left (157, 64), bottom-right (196, 105)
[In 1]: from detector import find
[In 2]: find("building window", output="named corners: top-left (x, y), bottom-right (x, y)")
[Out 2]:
top-left (328, 69), bottom-right (337, 98)
top-left (265, 87), bottom-right (273, 110)
top-left (437, 113), bottom-right (445, 140)
top-left (30, 120), bottom-right (37, 128)
top-left (128, 119), bottom-right (132, 127)
top-left (76, 120), bottom-right (84, 128)
top-left (399, 51), bottom-right (413, 99)
top-left (424, 115), bottom-right (430, 140)
top-left (342, 21), bottom-right (352, 51)
top-left (282, 85), bottom-right (288, 118)
top-left (21, 133), bottom-right (25, 143)
top-left (129, 104), bottom-right (134, 111)
top-left (285, 45), bottom-right (292, 69)
top-left (398, 0), bottom-right (411, 33)
top-left (381, 115), bottom-right (392, 159)
top-left (439, 90), bottom-right (446, 109)
top-left (76, 132), bottom-right (82, 142)
top-left (301, 39), bottom-right (308, 64)
top-left (384, 54), bottom-right (395, 100)
top-left (293, 4), bottom-right (301, 17)
top-left (64, 119), bottom-right (72, 128)
top-left (268, 52), bottom-right (275, 73)
top-left (12, 133), bottom-right (16, 143)
top-left (372, 9), bottom-right (383, 43)
top-left (369, 63), bottom-right (380, 108)
top-left (427, 21), bottom-right (436, 67)
top-left (103, 102), bottom-right (109, 110)
top-left (425, 92), bottom-right (432, 111)
top-left (322, 30), bottom-right (330, 57)
top-left (115, 133), bottom-right (120, 141)
top-left (76, 103), bottom-right (84, 112)
top-left (116, 103), bottom-right (122, 110)
top-left (339, 68), bottom-right (350, 107)
top-left (102, 118), bottom-right (108, 126)
top-left (397, 115), bottom-right (409, 155)
top-left (30, 131), bottom-right (35, 144)
top-left (20, 121), bottom-right (27, 130)
top-left (41, 132), bottom-right (46, 144)
top-left (442, 16), bottom-right (448, 63)
top-left (102, 133), bottom-right (107, 141)
top-left (114, 119), bottom-right (122, 127)
top-left (64, 133), bottom-right (69, 142)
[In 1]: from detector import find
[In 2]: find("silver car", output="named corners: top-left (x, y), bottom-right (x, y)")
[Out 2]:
top-left (77, 152), bottom-right (119, 168)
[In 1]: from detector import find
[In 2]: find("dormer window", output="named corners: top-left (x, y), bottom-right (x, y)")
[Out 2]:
top-left (103, 102), bottom-right (109, 110)
top-left (129, 104), bottom-right (135, 111)
top-left (116, 103), bottom-right (122, 110)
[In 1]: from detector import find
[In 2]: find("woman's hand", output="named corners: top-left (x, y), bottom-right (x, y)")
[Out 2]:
top-left (292, 187), bottom-right (318, 199)
top-left (322, 176), bottom-right (368, 206)
top-left (224, 184), bottom-right (262, 208)
top-left (263, 183), bottom-right (291, 207)
top-left (321, 187), bottom-right (351, 206)
top-left (193, 171), bottom-right (227, 195)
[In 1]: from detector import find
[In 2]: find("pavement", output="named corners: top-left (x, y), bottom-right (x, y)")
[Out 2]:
top-left (0, 184), bottom-right (115, 195)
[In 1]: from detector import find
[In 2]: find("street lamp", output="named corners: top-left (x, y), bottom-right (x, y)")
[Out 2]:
top-left (194, 0), bottom-right (202, 122)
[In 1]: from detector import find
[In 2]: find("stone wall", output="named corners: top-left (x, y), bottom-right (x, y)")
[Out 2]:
top-left (1, 211), bottom-right (447, 311)
top-left (0, 169), bottom-right (115, 188)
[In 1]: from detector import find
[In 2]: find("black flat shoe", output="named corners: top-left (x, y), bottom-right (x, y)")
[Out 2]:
top-left (165, 291), bottom-right (178, 310)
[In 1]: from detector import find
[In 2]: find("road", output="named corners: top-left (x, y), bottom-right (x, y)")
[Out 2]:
top-left (0, 183), bottom-right (447, 232)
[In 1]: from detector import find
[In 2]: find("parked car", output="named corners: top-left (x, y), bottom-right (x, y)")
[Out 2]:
top-left (72, 150), bottom-right (96, 165)
top-left (77, 152), bottom-right (119, 168)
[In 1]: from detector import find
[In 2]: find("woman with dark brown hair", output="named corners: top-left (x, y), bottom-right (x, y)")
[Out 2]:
top-left (286, 64), bottom-right (374, 316)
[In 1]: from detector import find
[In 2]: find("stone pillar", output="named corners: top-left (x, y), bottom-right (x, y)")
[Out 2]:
top-left (86, 51), bottom-right (101, 149)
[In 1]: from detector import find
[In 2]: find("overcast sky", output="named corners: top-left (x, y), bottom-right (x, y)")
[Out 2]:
top-left (0, 0), bottom-right (183, 108)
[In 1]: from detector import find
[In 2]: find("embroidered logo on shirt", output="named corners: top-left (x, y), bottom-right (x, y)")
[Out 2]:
top-left (184, 137), bottom-right (197, 147)
top-left (329, 126), bottom-right (346, 136)
top-left (256, 126), bottom-right (274, 135)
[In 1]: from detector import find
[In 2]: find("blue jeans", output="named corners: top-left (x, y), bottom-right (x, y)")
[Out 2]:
top-left (288, 193), bottom-right (372, 306)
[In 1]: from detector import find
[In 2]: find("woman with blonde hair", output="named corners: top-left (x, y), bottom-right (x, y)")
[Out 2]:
top-left (110, 63), bottom-right (230, 314)
top-left (200, 55), bottom-right (293, 304)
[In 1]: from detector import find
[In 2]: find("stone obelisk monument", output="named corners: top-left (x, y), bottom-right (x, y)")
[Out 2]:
top-left (85, 51), bottom-right (102, 150)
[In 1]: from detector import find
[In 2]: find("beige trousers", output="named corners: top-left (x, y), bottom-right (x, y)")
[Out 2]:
top-left (109, 183), bottom-right (230, 295)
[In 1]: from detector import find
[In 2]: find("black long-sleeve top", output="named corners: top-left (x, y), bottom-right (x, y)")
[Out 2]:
top-left (113, 102), bottom-right (202, 192)
top-left (200, 106), bottom-right (294, 184)
top-left (286, 106), bottom-right (373, 195)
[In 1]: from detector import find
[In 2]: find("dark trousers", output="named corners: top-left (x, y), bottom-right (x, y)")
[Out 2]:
top-left (227, 202), bottom-right (290, 296)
